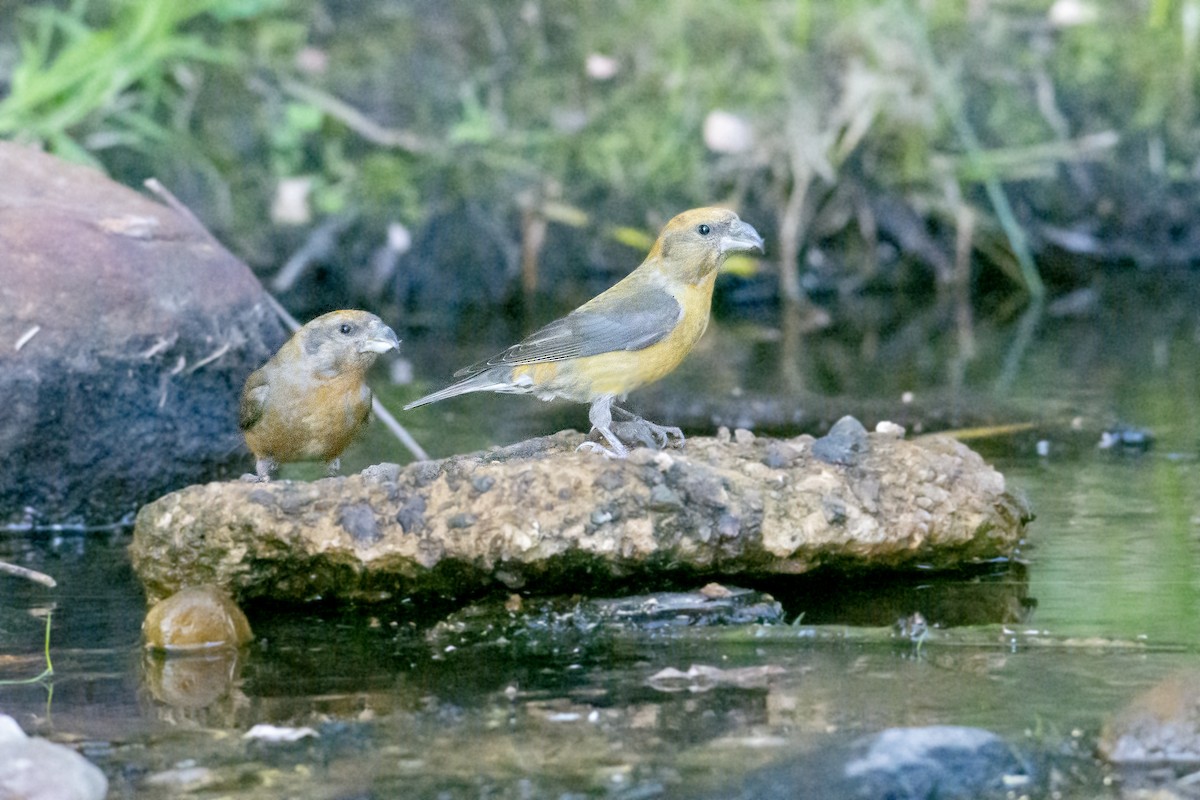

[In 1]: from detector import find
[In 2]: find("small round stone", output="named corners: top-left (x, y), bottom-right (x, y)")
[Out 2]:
top-left (143, 585), bottom-right (253, 652)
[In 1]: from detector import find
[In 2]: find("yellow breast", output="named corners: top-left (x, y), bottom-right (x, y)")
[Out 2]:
top-left (515, 270), bottom-right (717, 402)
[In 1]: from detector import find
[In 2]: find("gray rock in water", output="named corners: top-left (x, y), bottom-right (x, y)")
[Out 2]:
top-left (700, 725), bottom-right (1035, 800)
top-left (812, 414), bottom-right (871, 466)
top-left (131, 430), bottom-right (1031, 605)
top-left (844, 725), bottom-right (1034, 799)
top-left (1100, 671), bottom-right (1200, 764)
top-left (0, 715), bottom-right (108, 800)
top-left (0, 141), bottom-right (287, 528)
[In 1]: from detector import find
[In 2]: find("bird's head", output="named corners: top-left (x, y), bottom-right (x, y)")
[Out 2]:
top-left (648, 207), bottom-right (765, 283)
top-left (300, 309), bottom-right (400, 374)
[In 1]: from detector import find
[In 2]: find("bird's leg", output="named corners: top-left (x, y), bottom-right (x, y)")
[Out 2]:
top-left (612, 405), bottom-right (685, 449)
top-left (240, 457), bottom-right (277, 482)
top-left (325, 457), bottom-right (342, 476)
top-left (577, 395), bottom-right (628, 458)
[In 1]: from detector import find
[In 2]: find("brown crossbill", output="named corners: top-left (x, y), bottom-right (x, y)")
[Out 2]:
top-left (404, 207), bottom-right (764, 457)
top-left (240, 309), bottom-right (400, 480)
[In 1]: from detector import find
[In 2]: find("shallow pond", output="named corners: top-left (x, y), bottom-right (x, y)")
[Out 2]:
top-left (3, 275), bottom-right (1200, 798)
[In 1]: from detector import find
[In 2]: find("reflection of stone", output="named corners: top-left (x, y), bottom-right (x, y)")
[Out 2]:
top-left (143, 586), bottom-right (253, 651)
top-left (0, 714), bottom-right (107, 800)
top-left (132, 428), bottom-right (1031, 605)
top-left (143, 649), bottom-right (244, 710)
top-left (427, 587), bottom-right (783, 656)
top-left (763, 562), bottom-right (1033, 628)
top-left (141, 586), bottom-right (252, 717)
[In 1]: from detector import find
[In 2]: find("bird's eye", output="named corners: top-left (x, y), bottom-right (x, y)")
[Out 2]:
top-left (339, 323), bottom-right (353, 335)
top-left (697, 224), bottom-right (711, 236)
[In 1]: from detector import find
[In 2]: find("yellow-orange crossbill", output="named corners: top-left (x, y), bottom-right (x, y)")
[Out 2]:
top-left (404, 207), bottom-right (764, 457)
top-left (240, 309), bottom-right (400, 480)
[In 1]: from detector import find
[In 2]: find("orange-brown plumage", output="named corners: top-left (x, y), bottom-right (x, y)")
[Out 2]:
top-left (240, 309), bottom-right (400, 480)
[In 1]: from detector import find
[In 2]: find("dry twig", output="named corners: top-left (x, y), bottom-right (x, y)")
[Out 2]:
top-left (0, 560), bottom-right (57, 588)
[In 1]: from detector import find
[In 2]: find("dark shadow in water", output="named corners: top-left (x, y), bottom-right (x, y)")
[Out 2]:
top-left (758, 562), bottom-right (1033, 628)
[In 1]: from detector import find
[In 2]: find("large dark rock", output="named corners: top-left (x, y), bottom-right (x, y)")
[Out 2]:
top-left (0, 142), bottom-right (287, 527)
top-left (130, 426), bottom-right (1031, 605)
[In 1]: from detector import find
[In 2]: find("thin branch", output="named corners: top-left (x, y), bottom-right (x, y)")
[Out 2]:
top-left (144, 178), bottom-right (220, 246)
top-left (0, 560), bottom-right (56, 588)
top-left (280, 78), bottom-right (431, 153)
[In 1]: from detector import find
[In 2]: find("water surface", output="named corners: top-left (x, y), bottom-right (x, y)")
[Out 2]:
top-left (3, 276), bottom-right (1200, 797)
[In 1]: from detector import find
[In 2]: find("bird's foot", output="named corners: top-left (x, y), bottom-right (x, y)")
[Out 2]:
top-left (634, 419), bottom-right (684, 449)
top-left (577, 440), bottom-right (622, 458)
top-left (325, 457), bottom-right (342, 477)
top-left (239, 473), bottom-right (268, 483)
top-left (243, 458), bottom-right (277, 482)
top-left (577, 425), bottom-right (629, 459)
top-left (610, 408), bottom-right (685, 450)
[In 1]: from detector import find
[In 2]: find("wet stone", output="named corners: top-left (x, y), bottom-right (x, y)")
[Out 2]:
top-left (704, 725), bottom-right (1038, 800)
top-left (844, 725), bottom-right (1036, 800)
top-left (594, 469), bottom-right (625, 491)
top-left (276, 488), bottom-right (312, 514)
top-left (812, 414), bottom-right (871, 466)
top-left (142, 585), bottom-right (253, 651)
top-left (682, 472), bottom-right (727, 507)
top-left (362, 462), bottom-right (401, 484)
top-left (822, 495), bottom-right (848, 525)
top-left (648, 484), bottom-right (683, 511)
top-left (1100, 671), bottom-right (1200, 764)
top-left (426, 586), bottom-right (784, 654)
top-left (396, 495), bottom-right (426, 533)
top-left (447, 513), bottom-right (477, 529)
top-left (762, 443), bottom-right (799, 469)
top-left (130, 430), bottom-right (1031, 605)
top-left (1098, 424), bottom-right (1154, 452)
top-left (0, 715), bottom-right (108, 800)
top-left (338, 502), bottom-right (380, 544)
top-left (410, 461), bottom-right (442, 486)
top-left (716, 513), bottom-right (741, 539)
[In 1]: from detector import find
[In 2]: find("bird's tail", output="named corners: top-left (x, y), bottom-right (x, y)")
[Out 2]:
top-left (403, 369), bottom-right (519, 410)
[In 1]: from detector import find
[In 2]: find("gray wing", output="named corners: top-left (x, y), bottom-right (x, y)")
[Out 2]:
top-left (454, 283), bottom-right (682, 376)
top-left (239, 369), bottom-right (269, 431)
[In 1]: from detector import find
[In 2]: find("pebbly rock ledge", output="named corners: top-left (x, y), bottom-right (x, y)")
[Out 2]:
top-left (130, 427), bottom-right (1032, 605)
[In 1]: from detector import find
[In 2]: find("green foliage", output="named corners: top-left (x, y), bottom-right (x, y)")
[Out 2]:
top-left (4, 0), bottom-right (1200, 299)
top-left (0, 0), bottom-right (285, 165)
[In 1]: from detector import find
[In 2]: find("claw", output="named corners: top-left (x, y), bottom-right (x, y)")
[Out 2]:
top-left (250, 457), bottom-right (277, 482)
top-left (610, 406), bottom-right (685, 450)
top-left (643, 422), bottom-right (684, 448)
top-left (577, 440), bottom-right (622, 459)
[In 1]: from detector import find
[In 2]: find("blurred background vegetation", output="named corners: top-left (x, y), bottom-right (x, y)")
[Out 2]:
top-left (1, 0), bottom-right (1197, 362)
